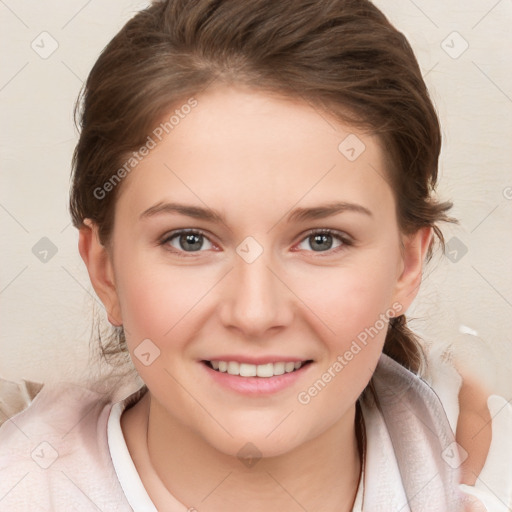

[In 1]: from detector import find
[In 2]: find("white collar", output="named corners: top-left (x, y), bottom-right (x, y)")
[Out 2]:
top-left (107, 389), bottom-right (364, 511)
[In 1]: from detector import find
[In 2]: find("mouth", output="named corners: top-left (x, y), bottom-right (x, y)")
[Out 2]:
top-left (202, 359), bottom-right (314, 378)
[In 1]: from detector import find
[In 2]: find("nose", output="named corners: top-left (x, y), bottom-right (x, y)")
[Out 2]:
top-left (218, 248), bottom-right (294, 339)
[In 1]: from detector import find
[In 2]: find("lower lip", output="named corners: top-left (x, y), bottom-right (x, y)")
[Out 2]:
top-left (201, 361), bottom-right (313, 395)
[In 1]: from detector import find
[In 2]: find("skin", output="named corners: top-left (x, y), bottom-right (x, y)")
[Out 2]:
top-left (79, 84), bottom-right (433, 511)
top-left (456, 368), bottom-right (493, 487)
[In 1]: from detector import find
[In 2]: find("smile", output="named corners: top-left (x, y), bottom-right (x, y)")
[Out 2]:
top-left (203, 360), bottom-right (312, 378)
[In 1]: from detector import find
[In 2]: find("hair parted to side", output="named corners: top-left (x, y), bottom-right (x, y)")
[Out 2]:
top-left (70, 0), bottom-right (456, 379)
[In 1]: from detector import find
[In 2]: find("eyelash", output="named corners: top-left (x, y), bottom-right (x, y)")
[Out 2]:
top-left (158, 228), bottom-right (353, 258)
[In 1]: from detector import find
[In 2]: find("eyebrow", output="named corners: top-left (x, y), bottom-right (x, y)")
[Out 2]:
top-left (139, 200), bottom-right (373, 224)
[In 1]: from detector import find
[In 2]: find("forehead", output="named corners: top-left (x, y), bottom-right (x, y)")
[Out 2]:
top-left (115, 85), bottom-right (395, 226)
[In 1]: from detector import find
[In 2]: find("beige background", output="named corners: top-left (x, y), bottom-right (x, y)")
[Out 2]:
top-left (1, 1), bottom-right (511, 397)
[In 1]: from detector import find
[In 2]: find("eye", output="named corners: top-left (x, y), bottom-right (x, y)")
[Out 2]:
top-left (159, 228), bottom-right (352, 257)
top-left (160, 229), bottom-right (214, 254)
top-left (295, 229), bottom-right (352, 254)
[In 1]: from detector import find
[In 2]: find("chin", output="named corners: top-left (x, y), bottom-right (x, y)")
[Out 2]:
top-left (202, 427), bottom-right (306, 461)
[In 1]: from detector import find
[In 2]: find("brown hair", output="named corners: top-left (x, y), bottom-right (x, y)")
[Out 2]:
top-left (70, 0), bottom-right (455, 377)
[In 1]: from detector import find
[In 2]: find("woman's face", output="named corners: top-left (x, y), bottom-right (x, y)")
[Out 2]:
top-left (85, 85), bottom-right (429, 457)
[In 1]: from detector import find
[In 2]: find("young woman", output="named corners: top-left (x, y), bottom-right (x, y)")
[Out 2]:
top-left (1, 1), bottom-right (511, 511)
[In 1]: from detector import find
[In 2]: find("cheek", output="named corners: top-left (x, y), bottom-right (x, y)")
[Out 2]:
top-left (291, 251), bottom-right (401, 413)
top-left (117, 270), bottom-right (197, 340)
top-left (113, 245), bottom-right (221, 355)
top-left (114, 264), bottom-right (211, 395)
top-left (293, 251), bottom-right (400, 346)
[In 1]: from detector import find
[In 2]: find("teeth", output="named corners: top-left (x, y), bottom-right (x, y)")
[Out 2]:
top-left (208, 360), bottom-right (305, 377)
top-left (273, 362), bottom-right (285, 375)
top-left (285, 362), bottom-right (295, 372)
top-left (227, 361), bottom-right (239, 375)
top-left (256, 363), bottom-right (273, 378)
top-left (240, 363), bottom-right (257, 377)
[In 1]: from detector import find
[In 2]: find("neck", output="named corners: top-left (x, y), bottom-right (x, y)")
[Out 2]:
top-left (122, 391), bottom-right (363, 512)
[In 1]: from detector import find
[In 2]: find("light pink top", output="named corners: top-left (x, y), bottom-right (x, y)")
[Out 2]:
top-left (0, 353), bottom-right (510, 511)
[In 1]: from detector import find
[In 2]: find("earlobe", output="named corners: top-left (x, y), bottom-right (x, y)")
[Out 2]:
top-left (78, 219), bottom-right (122, 326)
top-left (392, 227), bottom-right (433, 311)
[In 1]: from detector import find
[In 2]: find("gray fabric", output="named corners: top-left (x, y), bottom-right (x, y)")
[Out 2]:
top-left (360, 353), bottom-right (466, 511)
top-left (0, 354), bottom-right (467, 511)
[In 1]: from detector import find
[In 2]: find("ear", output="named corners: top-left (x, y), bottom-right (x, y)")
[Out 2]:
top-left (391, 226), bottom-right (433, 312)
top-left (78, 219), bottom-right (122, 326)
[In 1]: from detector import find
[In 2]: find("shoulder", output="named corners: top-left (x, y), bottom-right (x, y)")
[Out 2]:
top-left (362, 354), bottom-right (464, 510)
top-left (0, 380), bottom-right (131, 511)
top-left (0, 379), bottom-right (112, 447)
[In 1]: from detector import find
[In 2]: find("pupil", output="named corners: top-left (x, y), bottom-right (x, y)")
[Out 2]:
top-left (311, 233), bottom-right (332, 251)
top-left (181, 233), bottom-right (202, 251)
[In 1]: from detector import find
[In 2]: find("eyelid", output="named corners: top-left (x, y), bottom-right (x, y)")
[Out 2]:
top-left (299, 227), bottom-right (353, 244)
top-left (160, 228), bottom-right (212, 241)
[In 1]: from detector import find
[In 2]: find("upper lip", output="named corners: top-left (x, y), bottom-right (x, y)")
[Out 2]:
top-left (201, 355), bottom-right (313, 365)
